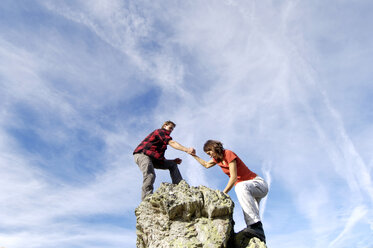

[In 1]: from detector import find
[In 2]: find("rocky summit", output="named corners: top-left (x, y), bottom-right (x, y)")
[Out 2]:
top-left (135, 180), bottom-right (267, 248)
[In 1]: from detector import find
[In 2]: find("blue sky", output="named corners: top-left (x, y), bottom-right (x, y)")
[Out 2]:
top-left (1, 0), bottom-right (372, 247)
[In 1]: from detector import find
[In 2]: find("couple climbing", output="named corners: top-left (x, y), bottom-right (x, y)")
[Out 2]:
top-left (133, 121), bottom-right (269, 243)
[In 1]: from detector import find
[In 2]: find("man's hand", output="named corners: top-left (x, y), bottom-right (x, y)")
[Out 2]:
top-left (186, 147), bottom-right (196, 155)
top-left (174, 158), bottom-right (182, 164)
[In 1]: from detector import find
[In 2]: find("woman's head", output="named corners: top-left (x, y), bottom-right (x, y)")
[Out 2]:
top-left (203, 140), bottom-right (225, 162)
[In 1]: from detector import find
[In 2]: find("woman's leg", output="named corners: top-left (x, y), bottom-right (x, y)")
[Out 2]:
top-left (235, 177), bottom-right (268, 242)
top-left (235, 177), bottom-right (268, 225)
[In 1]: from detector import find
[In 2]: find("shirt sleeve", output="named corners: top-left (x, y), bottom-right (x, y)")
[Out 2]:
top-left (225, 150), bottom-right (237, 164)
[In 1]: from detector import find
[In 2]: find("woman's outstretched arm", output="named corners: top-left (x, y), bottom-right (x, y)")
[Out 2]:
top-left (191, 154), bottom-right (216, 168)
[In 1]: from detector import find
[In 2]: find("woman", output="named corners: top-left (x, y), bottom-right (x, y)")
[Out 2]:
top-left (191, 140), bottom-right (268, 243)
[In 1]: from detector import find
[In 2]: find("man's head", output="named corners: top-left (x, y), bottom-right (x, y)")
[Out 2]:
top-left (162, 120), bottom-right (176, 132)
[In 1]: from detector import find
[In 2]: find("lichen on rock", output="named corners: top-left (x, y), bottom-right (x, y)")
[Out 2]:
top-left (135, 180), bottom-right (266, 248)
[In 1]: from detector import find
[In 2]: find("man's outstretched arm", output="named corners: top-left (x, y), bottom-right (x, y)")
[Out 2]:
top-left (168, 140), bottom-right (195, 155)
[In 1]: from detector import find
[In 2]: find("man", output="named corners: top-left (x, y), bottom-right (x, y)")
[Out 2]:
top-left (133, 121), bottom-right (195, 200)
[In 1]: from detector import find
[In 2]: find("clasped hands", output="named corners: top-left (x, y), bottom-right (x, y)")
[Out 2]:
top-left (173, 147), bottom-right (196, 164)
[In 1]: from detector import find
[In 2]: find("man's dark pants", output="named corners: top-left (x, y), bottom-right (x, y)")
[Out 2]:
top-left (134, 153), bottom-right (182, 200)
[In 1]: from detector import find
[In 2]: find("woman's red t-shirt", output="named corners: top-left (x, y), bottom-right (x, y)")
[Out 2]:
top-left (213, 150), bottom-right (257, 185)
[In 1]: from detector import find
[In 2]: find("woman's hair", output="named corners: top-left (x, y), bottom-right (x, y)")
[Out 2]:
top-left (162, 120), bottom-right (176, 129)
top-left (203, 140), bottom-right (225, 163)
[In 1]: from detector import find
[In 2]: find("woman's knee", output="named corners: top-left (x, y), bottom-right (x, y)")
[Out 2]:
top-left (252, 180), bottom-right (268, 198)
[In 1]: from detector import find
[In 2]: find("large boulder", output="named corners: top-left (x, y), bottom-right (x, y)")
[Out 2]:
top-left (135, 180), bottom-right (266, 248)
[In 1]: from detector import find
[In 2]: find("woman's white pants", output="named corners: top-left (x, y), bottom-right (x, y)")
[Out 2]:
top-left (234, 176), bottom-right (268, 225)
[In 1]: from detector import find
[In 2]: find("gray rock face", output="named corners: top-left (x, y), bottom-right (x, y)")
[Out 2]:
top-left (135, 180), bottom-right (266, 248)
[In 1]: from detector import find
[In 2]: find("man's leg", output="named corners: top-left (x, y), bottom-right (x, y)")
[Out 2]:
top-left (134, 153), bottom-right (156, 200)
top-left (158, 159), bottom-right (183, 184)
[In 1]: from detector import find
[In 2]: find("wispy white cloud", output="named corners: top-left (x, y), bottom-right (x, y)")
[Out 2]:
top-left (41, 0), bottom-right (187, 92)
top-left (0, 225), bottom-right (136, 248)
top-left (0, 128), bottom-right (139, 246)
top-left (328, 205), bottom-right (368, 248)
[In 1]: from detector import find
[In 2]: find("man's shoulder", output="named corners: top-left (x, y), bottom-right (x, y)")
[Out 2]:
top-left (157, 128), bottom-right (171, 136)
top-left (148, 129), bottom-right (162, 136)
top-left (145, 128), bottom-right (172, 141)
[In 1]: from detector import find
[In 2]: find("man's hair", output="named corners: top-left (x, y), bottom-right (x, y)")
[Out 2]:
top-left (162, 120), bottom-right (176, 129)
top-left (203, 140), bottom-right (225, 163)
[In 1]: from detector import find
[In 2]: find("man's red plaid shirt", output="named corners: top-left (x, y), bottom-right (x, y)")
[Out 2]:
top-left (133, 128), bottom-right (172, 161)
